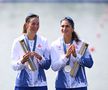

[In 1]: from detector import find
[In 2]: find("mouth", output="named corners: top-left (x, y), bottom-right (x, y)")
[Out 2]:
top-left (63, 29), bottom-right (68, 33)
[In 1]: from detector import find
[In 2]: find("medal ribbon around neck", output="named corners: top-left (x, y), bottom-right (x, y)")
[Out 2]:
top-left (25, 34), bottom-right (37, 60)
top-left (63, 39), bottom-right (73, 65)
top-left (63, 38), bottom-right (73, 72)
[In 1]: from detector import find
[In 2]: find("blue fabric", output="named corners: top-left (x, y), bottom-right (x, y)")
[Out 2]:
top-left (56, 66), bottom-right (88, 88)
top-left (56, 70), bottom-right (67, 88)
top-left (80, 55), bottom-right (93, 68)
top-left (56, 87), bottom-right (87, 90)
top-left (15, 69), bottom-right (29, 86)
top-left (13, 34), bottom-right (51, 87)
top-left (38, 67), bottom-right (46, 82)
top-left (15, 86), bottom-right (48, 90)
top-left (55, 39), bottom-right (93, 88)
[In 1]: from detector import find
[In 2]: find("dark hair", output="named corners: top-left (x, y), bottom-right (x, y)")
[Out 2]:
top-left (60, 16), bottom-right (74, 29)
top-left (60, 16), bottom-right (80, 42)
top-left (23, 14), bottom-right (39, 33)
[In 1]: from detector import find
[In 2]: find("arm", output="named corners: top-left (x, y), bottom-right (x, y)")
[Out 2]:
top-left (11, 40), bottom-right (26, 71)
top-left (37, 40), bottom-right (51, 70)
top-left (78, 49), bottom-right (94, 68)
top-left (51, 45), bottom-right (69, 71)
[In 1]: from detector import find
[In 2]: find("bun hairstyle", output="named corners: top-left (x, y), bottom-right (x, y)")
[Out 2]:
top-left (23, 14), bottom-right (39, 33)
top-left (60, 16), bottom-right (80, 42)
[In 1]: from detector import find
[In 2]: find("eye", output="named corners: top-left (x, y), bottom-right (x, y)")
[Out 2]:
top-left (31, 22), bottom-right (39, 26)
top-left (36, 22), bottom-right (39, 25)
top-left (66, 25), bottom-right (69, 28)
top-left (61, 25), bottom-right (70, 28)
top-left (61, 25), bottom-right (64, 28)
top-left (32, 22), bottom-right (36, 25)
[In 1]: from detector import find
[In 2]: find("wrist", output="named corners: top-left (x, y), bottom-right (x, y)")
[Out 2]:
top-left (21, 57), bottom-right (26, 64)
top-left (21, 60), bottom-right (25, 64)
top-left (65, 54), bottom-right (70, 58)
top-left (38, 56), bottom-right (42, 60)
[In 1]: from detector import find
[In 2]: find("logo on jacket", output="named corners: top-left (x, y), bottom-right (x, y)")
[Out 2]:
top-left (37, 44), bottom-right (42, 48)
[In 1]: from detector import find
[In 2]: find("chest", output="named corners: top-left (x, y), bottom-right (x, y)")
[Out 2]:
top-left (56, 42), bottom-right (81, 55)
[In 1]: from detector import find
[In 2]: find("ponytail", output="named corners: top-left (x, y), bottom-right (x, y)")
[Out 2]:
top-left (72, 31), bottom-right (80, 42)
top-left (23, 23), bottom-right (27, 33)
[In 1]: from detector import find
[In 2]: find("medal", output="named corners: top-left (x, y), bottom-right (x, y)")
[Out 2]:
top-left (63, 39), bottom-right (73, 73)
top-left (64, 65), bottom-right (71, 72)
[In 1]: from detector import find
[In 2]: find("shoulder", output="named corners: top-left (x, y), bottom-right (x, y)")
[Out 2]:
top-left (37, 35), bottom-right (47, 41)
top-left (74, 39), bottom-right (91, 54)
top-left (37, 34), bottom-right (48, 46)
top-left (13, 34), bottom-right (25, 45)
top-left (11, 34), bottom-right (25, 49)
top-left (51, 37), bottom-right (62, 47)
top-left (73, 39), bottom-right (87, 46)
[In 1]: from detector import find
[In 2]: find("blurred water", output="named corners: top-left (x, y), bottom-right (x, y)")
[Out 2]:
top-left (0, 3), bottom-right (108, 90)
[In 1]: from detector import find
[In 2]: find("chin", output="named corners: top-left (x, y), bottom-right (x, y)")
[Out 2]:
top-left (65, 33), bottom-right (71, 36)
top-left (32, 29), bottom-right (37, 32)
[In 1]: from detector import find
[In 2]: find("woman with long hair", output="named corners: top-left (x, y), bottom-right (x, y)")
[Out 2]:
top-left (11, 14), bottom-right (51, 90)
top-left (51, 17), bottom-right (93, 90)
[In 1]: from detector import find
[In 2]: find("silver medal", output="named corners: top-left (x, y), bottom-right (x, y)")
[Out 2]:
top-left (64, 65), bottom-right (71, 72)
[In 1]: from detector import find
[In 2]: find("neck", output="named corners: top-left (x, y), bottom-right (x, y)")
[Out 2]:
top-left (64, 35), bottom-right (72, 44)
top-left (27, 33), bottom-right (36, 40)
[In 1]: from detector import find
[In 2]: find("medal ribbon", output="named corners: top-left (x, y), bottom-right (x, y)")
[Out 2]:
top-left (25, 34), bottom-right (37, 60)
top-left (63, 39), bottom-right (73, 65)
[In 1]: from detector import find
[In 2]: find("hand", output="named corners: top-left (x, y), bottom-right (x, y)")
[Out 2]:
top-left (66, 44), bottom-right (76, 58)
top-left (71, 45), bottom-right (77, 57)
top-left (31, 51), bottom-right (42, 60)
top-left (21, 52), bottom-right (31, 64)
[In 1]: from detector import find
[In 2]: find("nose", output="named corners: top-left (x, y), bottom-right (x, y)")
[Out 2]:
top-left (63, 26), bottom-right (67, 30)
top-left (62, 26), bottom-right (67, 30)
top-left (63, 29), bottom-right (68, 33)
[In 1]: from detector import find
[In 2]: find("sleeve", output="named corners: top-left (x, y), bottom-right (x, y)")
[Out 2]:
top-left (11, 40), bottom-right (26, 71)
top-left (38, 40), bottom-right (51, 70)
top-left (51, 44), bottom-right (69, 71)
top-left (77, 49), bottom-right (94, 68)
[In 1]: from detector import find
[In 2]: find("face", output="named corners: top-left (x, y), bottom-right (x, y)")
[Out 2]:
top-left (26, 17), bottom-right (39, 34)
top-left (60, 19), bottom-right (74, 37)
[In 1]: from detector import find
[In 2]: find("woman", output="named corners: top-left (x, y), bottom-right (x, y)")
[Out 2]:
top-left (51, 17), bottom-right (93, 90)
top-left (11, 14), bottom-right (51, 90)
